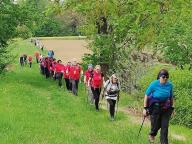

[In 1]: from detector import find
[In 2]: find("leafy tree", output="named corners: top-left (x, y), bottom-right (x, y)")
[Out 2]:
top-left (0, 0), bottom-right (19, 72)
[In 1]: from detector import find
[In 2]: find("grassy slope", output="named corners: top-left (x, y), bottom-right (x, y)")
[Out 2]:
top-left (0, 39), bottom-right (191, 144)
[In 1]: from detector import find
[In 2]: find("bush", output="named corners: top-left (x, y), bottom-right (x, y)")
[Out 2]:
top-left (15, 25), bottom-right (32, 39)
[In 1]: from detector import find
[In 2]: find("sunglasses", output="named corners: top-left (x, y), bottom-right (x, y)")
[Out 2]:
top-left (162, 75), bottom-right (169, 79)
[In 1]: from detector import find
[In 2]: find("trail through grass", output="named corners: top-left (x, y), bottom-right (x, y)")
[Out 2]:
top-left (0, 39), bottom-right (191, 144)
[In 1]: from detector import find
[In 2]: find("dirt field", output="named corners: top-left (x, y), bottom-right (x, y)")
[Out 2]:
top-left (41, 39), bottom-right (91, 63)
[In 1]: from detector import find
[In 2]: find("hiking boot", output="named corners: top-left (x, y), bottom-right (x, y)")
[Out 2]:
top-left (109, 116), bottom-right (115, 121)
top-left (148, 135), bottom-right (155, 143)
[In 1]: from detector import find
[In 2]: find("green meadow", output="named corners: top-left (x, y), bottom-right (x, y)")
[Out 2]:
top-left (0, 39), bottom-right (191, 144)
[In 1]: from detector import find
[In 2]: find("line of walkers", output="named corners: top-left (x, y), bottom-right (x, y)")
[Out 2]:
top-left (84, 64), bottom-right (120, 121)
top-left (39, 55), bottom-right (83, 96)
top-left (19, 54), bottom-right (33, 68)
top-left (38, 53), bottom-right (121, 121)
top-left (31, 40), bottom-right (174, 143)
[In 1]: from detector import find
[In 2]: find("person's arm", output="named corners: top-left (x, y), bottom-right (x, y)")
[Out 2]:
top-left (102, 75), bottom-right (105, 87)
top-left (143, 82), bottom-right (153, 116)
top-left (144, 95), bottom-right (148, 108)
top-left (143, 95), bottom-right (149, 117)
top-left (104, 80), bottom-right (109, 89)
top-left (83, 74), bottom-right (87, 84)
top-left (117, 82), bottom-right (121, 101)
top-left (87, 77), bottom-right (91, 87)
top-left (170, 84), bottom-right (174, 107)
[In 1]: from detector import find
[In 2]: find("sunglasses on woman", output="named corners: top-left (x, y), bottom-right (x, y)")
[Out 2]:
top-left (162, 75), bottom-right (169, 79)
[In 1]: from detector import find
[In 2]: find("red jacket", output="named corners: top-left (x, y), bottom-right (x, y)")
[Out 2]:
top-left (28, 56), bottom-right (32, 62)
top-left (70, 65), bottom-right (82, 80)
top-left (34, 52), bottom-right (40, 58)
top-left (44, 58), bottom-right (51, 70)
top-left (51, 61), bottom-right (56, 71)
top-left (84, 70), bottom-right (93, 83)
top-left (91, 70), bottom-right (103, 88)
top-left (64, 65), bottom-right (71, 79)
top-left (55, 63), bottom-right (63, 73)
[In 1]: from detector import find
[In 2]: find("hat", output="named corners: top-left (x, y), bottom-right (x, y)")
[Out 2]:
top-left (88, 64), bottom-right (93, 68)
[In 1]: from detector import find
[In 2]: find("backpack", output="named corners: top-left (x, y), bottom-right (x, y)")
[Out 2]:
top-left (104, 79), bottom-right (120, 96)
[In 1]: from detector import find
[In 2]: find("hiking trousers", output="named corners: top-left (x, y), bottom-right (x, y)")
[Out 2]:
top-left (20, 61), bottom-right (24, 67)
top-left (87, 85), bottom-right (94, 104)
top-left (36, 57), bottom-right (39, 63)
top-left (56, 72), bottom-right (63, 87)
top-left (107, 99), bottom-right (116, 118)
top-left (45, 67), bottom-right (50, 78)
top-left (91, 87), bottom-right (101, 110)
top-left (65, 78), bottom-right (71, 91)
top-left (40, 65), bottom-right (45, 75)
top-left (71, 79), bottom-right (79, 96)
top-left (29, 62), bottom-right (32, 68)
top-left (149, 105), bottom-right (173, 144)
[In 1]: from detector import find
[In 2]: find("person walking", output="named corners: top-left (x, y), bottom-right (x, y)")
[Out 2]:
top-left (28, 55), bottom-right (33, 68)
top-left (104, 74), bottom-right (120, 121)
top-left (88, 65), bottom-right (104, 111)
top-left (19, 55), bottom-right (24, 67)
top-left (50, 58), bottom-right (56, 79)
top-left (84, 64), bottom-right (94, 104)
top-left (143, 69), bottom-right (174, 144)
top-left (69, 58), bottom-right (82, 96)
top-left (48, 50), bottom-right (54, 58)
top-left (44, 57), bottom-right (51, 78)
top-left (34, 51), bottom-right (40, 63)
top-left (40, 57), bottom-right (45, 75)
top-left (54, 60), bottom-right (63, 87)
top-left (64, 62), bottom-right (72, 92)
top-left (23, 54), bottom-right (27, 65)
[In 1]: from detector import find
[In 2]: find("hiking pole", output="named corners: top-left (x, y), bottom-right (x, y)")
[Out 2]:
top-left (84, 84), bottom-right (88, 105)
top-left (115, 100), bottom-right (119, 116)
top-left (137, 116), bottom-right (146, 137)
top-left (115, 93), bottom-right (120, 116)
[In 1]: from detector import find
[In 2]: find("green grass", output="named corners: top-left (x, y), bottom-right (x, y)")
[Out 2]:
top-left (0, 39), bottom-right (191, 144)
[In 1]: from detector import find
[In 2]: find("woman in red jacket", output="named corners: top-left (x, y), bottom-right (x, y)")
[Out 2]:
top-left (84, 64), bottom-right (94, 104)
top-left (88, 65), bottom-right (104, 111)
top-left (54, 60), bottom-right (63, 87)
top-left (70, 59), bottom-right (82, 96)
top-left (28, 56), bottom-right (33, 68)
top-left (64, 61), bottom-right (72, 91)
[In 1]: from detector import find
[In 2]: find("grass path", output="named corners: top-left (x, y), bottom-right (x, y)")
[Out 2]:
top-left (0, 39), bottom-right (191, 144)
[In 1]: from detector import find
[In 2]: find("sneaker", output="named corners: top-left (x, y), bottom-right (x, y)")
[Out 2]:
top-left (110, 116), bottom-right (115, 121)
top-left (148, 135), bottom-right (155, 143)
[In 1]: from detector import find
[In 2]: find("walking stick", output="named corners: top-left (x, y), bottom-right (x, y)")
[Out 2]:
top-left (84, 84), bottom-right (88, 105)
top-left (137, 116), bottom-right (146, 137)
top-left (115, 99), bottom-right (119, 116)
top-left (115, 93), bottom-right (120, 116)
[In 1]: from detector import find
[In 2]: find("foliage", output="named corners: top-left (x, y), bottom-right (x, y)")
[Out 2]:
top-left (0, 0), bottom-right (19, 73)
top-left (15, 25), bottom-right (33, 39)
top-left (156, 1), bottom-right (192, 67)
top-left (34, 18), bottom-right (61, 37)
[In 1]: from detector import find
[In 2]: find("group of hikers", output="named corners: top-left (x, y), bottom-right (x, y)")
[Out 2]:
top-left (31, 38), bottom-right (44, 51)
top-left (38, 56), bottom-right (121, 121)
top-left (20, 39), bottom-right (174, 144)
top-left (19, 54), bottom-right (33, 68)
